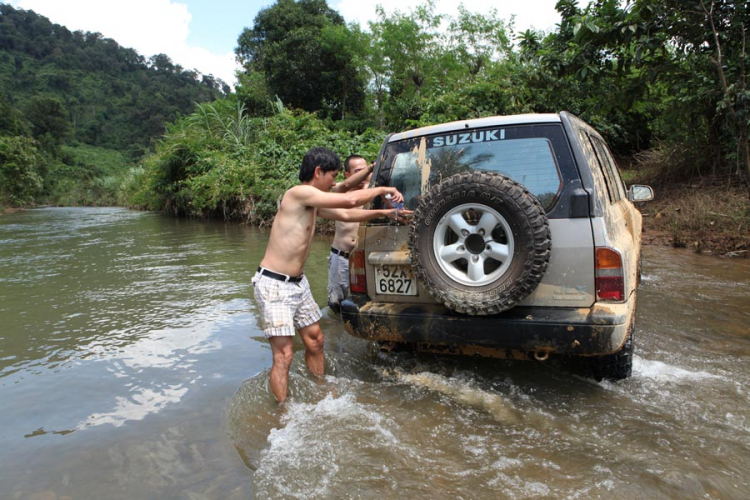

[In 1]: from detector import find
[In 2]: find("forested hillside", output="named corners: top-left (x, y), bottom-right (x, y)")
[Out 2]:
top-left (0, 3), bottom-right (226, 206)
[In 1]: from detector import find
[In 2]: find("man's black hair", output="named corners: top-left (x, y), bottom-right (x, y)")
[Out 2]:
top-left (299, 147), bottom-right (342, 182)
top-left (344, 154), bottom-right (366, 173)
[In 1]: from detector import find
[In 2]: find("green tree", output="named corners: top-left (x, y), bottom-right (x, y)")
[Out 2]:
top-left (362, 21), bottom-right (393, 129)
top-left (446, 6), bottom-right (512, 82)
top-left (510, 0), bottom-right (658, 152)
top-left (369, 1), bottom-right (443, 129)
top-left (25, 96), bottom-right (70, 142)
top-left (320, 23), bottom-right (367, 120)
top-left (234, 68), bottom-right (273, 116)
top-left (0, 4), bottom-right (225, 158)
top-left (235, 0), bottom-right (364, 118)
top-left (0, 4), bottom-right (227, 207)
top-left (569, 0), bottom-right (750, 180)
top-left (0, 95), bottom-right (29, 136)
top-left (130, 97), bottom-right (386, 220)
top-left (373, 2), bottom-right (442, 97)
top-left (0, 135), bottom-right (44, 205)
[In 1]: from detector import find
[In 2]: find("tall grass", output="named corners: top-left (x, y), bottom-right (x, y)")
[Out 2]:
top-left (187, 101), bottom-right (256, 151)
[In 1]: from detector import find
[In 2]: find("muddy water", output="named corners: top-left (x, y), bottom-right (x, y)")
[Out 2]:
top-left (1, 208), bottom-right (749, 499)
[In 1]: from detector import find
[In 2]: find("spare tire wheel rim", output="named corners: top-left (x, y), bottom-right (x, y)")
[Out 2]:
top-left (433, 203), bottom-right (515, 287)
top-left (409, 171), bottom-right (551, 315)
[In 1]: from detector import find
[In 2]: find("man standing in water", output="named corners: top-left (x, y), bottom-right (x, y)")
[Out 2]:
top-left (328, 155), bottom-right (372, 312)
top-left (253, 147), bottom-right (409, 402)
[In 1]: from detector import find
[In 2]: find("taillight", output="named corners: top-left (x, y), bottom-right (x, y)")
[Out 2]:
top-left (595, 247), bottom-right (624, 301)
top-left (349, 249), bottom-right (367, 294)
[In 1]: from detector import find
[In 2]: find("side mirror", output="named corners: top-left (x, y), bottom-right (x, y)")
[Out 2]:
top-left (628, 185), bottom-right (654, 202)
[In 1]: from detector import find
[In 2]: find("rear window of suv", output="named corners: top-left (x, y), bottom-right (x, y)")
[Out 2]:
top-left (380, 124), bottom-right (567, 210)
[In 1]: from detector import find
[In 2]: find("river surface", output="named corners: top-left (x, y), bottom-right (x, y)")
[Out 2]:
top-left (1, 207), bottom-right (749, 499)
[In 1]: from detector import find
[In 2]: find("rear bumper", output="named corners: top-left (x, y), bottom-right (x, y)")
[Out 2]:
top-left (340, 295), bottom-right (634, 356)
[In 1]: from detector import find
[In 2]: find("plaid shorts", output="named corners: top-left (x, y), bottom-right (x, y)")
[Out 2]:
top-left (251, 271), bottom-right (322, 338)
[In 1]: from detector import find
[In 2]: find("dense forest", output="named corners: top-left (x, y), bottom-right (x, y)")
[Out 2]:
top-left (1, 0), bottom-right (748, 252)
top-left (0, 3), bottom-right (226, 206)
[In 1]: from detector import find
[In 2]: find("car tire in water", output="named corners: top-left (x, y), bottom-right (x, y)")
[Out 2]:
top-left (589, 323), bottom-right (635, 381)
top-left (408, 172), bottom-right (551, 315)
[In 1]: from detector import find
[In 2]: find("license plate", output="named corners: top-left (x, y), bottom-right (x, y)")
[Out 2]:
top-left (374, 265), bottom-right (418, 296)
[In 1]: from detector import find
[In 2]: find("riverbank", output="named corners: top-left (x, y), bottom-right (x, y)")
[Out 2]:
top-left (639, 183), bottom-right (749, 257)
top-left (1, 205), bottom-right (24, 215)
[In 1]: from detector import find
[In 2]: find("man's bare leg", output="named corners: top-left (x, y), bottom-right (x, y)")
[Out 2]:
top-left (299, 322), bottom-right (325, 377)
top-left (268, 336), bottom-right (294, 403)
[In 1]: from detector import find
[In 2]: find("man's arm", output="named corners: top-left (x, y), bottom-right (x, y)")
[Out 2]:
top-left (293, 184), bottom-right (403, 210)
top-left (319, 207), bottom-right (413, 223)
top-left (331, 163), bottom-right (374, 193)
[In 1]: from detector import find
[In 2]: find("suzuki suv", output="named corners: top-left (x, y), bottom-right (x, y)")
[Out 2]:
top-left (340, 112), bottom-right (654, 380)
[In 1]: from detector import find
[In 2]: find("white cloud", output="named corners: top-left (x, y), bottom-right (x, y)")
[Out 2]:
top-left (334, 0), bottom-right (561, 34)
top-left (11, 0), bottom-right (240, 86)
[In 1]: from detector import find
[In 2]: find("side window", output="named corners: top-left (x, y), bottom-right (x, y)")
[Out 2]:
top-left (595, 137), bottom-right (626, 201)
top-left (578, 129), bottom-right (613, 203)
top-left (603, 142), bottom-right (628, 200)
top-left (588, 134), bottom-right (623, 203)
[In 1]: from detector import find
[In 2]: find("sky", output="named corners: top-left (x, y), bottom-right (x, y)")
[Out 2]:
top-left (7, 0), bottom-right (561, 88)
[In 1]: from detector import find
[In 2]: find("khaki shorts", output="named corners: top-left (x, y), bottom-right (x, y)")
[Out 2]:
top-left (251, 271), bottom-right (322, 338)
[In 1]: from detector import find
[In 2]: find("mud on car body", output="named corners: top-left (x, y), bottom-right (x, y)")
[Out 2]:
top-left (340, 112), bottom-right (654, 380)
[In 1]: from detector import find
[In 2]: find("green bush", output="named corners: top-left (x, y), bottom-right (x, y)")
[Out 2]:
top-left (128, 100), bottom-right (386, 222)
top-left (0, 135), bottom-right (44, 206)
top-left (41, 144), bottom-right (131, 206)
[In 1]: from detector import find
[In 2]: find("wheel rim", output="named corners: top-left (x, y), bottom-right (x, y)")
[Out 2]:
top-left (432, 203), bottom-right (515, 287)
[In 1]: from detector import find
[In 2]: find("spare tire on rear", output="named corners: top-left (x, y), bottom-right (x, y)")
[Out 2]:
top-left (408, 172), bottom-right (551, 315)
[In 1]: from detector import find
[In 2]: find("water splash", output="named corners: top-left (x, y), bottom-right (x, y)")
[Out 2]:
top-left (632, 355), bottom-right (722, 383)
top-left (382, 368), bottom-right (525, 424)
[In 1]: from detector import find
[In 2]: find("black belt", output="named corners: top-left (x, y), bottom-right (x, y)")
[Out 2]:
top-left (330, 247), bottom-right (350, 259)
top-left (257, 267), bottom-right (303, 283)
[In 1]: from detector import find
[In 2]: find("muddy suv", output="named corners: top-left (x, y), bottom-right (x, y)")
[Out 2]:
top-left (340, 112), bottom-right (654, 380)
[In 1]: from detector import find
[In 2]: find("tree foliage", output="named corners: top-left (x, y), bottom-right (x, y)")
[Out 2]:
top-left (235, 0), bottom-right (365, 119)
top-left (565, 0), bottom-right (750, 181)
top-left (0, 135), bottom-right (44, 205)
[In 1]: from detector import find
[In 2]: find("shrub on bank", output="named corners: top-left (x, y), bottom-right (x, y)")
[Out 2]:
top-left (128, 100), bottom-right (386, 224)
top-left (0, 135), bottom-right (45, 206)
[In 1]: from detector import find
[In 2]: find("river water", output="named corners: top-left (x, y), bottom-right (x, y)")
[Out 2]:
top-left (1, 207), bottom-right (749, 499)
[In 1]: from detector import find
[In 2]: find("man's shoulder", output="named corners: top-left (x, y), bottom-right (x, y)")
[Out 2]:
top-left (281, 184), bottom-right (322, 211)
top-left (284, 184), bottom-right (314, 201)
top-left (287, 184), bottom-right (309, 194)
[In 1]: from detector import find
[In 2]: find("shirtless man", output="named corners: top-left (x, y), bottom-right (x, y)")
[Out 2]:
top-left (252, 147), bottom-right (410, 402)
top-left (327, 155), bottom-right (372, 312)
